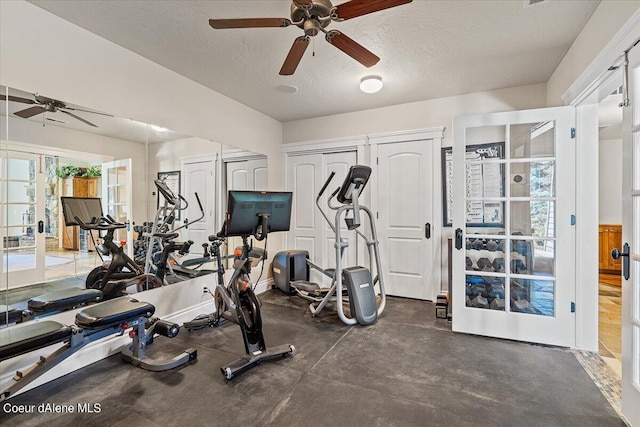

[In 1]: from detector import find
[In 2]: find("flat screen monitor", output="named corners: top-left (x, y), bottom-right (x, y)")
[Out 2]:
top-left (223, 191), bottom-right (292, 237)
top-left (61, 197), bottom-right (103, 226)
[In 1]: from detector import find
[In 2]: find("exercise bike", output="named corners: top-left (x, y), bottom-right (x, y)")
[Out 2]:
top-left (62, 197), bottom-right (191, 300)
top-left (272, 165), bottom-right (386, 326)
top-left (185, 190), bottom-right (296, 379)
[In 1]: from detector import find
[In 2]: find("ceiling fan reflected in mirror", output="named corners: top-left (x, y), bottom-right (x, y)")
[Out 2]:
top-left (209, 0), bottom-right (413, 75)
top-left (0, 93), bottom-right (113, 127)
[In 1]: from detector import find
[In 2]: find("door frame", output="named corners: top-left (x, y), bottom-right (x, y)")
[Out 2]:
top-left (563, 11), bottom-right (640, 426)
top-left (368, 127), bottom-right (445, 302)
top-left (563, 12), bottom-right (640, 352)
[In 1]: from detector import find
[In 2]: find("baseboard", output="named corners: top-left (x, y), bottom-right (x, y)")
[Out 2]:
top-left (254, 278), bottom-right (274, 295)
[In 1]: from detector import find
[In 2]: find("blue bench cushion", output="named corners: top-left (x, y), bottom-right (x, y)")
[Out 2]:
top-left (0, 305), bottom-right (24, 325)
top-left (28, 288), bottom-right (103, 313)
top-left (0, 320), bottom-right (72, 362)
top-left (75, 298), bottom-right (155, 329)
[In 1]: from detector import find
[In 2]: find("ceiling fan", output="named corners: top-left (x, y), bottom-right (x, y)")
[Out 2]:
top-left (209, 0), bottom-right (413, 75)
top-left (0, 93), bottom-right (113, 127)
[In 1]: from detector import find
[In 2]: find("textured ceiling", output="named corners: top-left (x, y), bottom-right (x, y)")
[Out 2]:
top-left (29, 0), bottom-right (600, 123)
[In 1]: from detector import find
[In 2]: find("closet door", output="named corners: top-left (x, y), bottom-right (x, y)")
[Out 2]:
top-left (376, 140), bottom-right (434, 300)
top-left (287, 154), bottom-right (323, 283)
top-left (183, 159), bottom-right (215, 247)
top-left (286, 151), bottom-right (357, 285)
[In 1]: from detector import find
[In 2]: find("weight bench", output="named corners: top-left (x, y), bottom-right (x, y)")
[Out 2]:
top-left (0, 288), bottom-right (103, 326)
top-left (0, 297), bottom-right (197, 401)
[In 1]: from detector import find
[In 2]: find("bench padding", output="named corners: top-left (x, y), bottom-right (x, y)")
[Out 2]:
top-left (75, 298), bottom-right (155, 329)
top-left (28, 288), bottom-right (103, 313)
top-left (0, 321), bottom-right (72, 362)
top-left (0, 305), bottom-right (24, 325)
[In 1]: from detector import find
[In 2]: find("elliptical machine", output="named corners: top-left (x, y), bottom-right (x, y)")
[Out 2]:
top-left (273, 165), bottom-right (386, 326)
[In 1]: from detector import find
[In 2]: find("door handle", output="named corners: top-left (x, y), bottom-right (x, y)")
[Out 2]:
top-left (455, 228), bottom-right (463, 250)
top-left (38, 221), bottom-right (44, 234)
top-left (611, 243), bottom-right (630, 280)
top-left (425, 223), bottom-right (431, 239)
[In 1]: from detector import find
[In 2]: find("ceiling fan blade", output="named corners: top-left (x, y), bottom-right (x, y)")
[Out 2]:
top-left (14, 106), bottom-right (46, 118)
top-left (326, 31), bottom-right (380, 68)
top-left (64, 106), bottom-right (114, 117)
top-left (60, 109), bottom-right (98, 127)
top-left (334, 0), bottom-right (412, 20)
top-left (0, 94), bottom-right (35, 105)
top-left (293, 0), bottom-right (313, 6)
top-left (209, 18), bottom-right (291, 29)
top-left (280, 36), bottom-right (310, 76)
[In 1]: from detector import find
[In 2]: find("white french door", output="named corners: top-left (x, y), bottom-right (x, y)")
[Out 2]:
top-left (102, 159), bottom-right (133, 257)
top-left (620, 51), bottom-right (640, 427)
top-left (452, 107), bottom-right (575, 347)
top-left (0, 151), bottom-right (45, 288)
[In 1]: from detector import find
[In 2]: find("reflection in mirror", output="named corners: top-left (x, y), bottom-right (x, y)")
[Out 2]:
top-left (219, 145), bottom-right (269, 270)
top-left (0, 85), bottom-right (229, 326)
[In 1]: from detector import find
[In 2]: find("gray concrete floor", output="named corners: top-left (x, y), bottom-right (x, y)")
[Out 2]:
top-left (1, 291), bottom-right (624, 426)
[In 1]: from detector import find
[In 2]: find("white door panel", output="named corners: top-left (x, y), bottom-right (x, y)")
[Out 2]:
top-left (102, 159), bottom-right (133, 257)
top-left (286, 151), bottom-right (357, 286)
top-left (452, 107), bottom-right (574, 347)
top-left (0, 152), bottom-right (45, 288)
top-left (620, 51), bottom-right (640, 427)
top-left (183, 160), bottom-right (215, 247)
top-left (377, 141), bottom-right (433, 300)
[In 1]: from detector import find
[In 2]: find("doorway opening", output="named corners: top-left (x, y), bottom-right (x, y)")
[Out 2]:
top-left (597, 87), bottom-right (624, 376)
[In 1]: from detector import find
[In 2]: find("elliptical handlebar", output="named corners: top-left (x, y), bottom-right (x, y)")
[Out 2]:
top-left (318, 171), bottom-right (335, 198)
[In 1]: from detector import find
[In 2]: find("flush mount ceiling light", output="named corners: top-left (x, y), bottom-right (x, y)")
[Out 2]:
top-left (360, 75), bottom-right (383, 93)
top-left (150, 124), bottom-right (168, 132)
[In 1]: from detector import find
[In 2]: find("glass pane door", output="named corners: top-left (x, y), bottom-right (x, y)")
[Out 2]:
top-left (102, 159), bottom-right (133, 257)
top-left (452, 107), bottom-right (575, 347)
top-left (0, 151), bottom-right (45, 288)
top-left (620, 54), bottom-right (640, 427)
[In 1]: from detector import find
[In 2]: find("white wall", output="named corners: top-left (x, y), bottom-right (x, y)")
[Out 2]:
top-left (0, 0), bottom-right (284, 220)
top-left (546, 0), bottom-right (640, 106)
top-left (599, 138), bottom-right (623, 224)
top-left (284, 83), bottom-right (547, 146)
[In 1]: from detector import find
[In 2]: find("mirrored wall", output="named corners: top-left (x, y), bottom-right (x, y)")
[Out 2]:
top-left (1, 85), bottom-right (267, 326)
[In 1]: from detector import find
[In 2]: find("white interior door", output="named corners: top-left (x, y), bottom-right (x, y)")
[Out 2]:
top-left (286, 151), bottom-right (357, 285)
top-left (287, 154), bottom-right (323, 283)
top-left (182, 159), bottom-right (215, 248)
top-left (102, 158), bottom-right (133, 257)
top-left (224, 157), bottom-right (267, 259)
top-left (0, 151), bottom-right (45, 288)
top-left (452, 107), bottom-right (575, 347)
top-left (376, 140), bottom-right (434, 300)
top-left (322, 152), bottom-right (358, 279)
top-left (619, 50), bottom-right (640, 427)
top-left (226, 158), bottom-right (268, 192)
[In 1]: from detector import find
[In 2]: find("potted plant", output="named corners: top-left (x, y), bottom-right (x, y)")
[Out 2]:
top-left (56, 165), bottom-right (82, 179)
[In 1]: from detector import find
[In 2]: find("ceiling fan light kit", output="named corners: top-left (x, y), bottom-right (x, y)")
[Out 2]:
top-left (360, 75), bottom-right (383, 93)
top-left (209, 0), bottom-right (413, 76)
